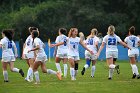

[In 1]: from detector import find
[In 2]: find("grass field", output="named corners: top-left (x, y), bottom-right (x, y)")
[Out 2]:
top-left (0, 59), bottom-right (140, 93)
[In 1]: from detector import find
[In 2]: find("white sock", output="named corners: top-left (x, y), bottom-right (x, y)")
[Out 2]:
top-left (47, 69), bottom-right (57, 75)
top-left (3, 71), bottom-right (8, 81)
top-left (91, 65), bottom-right (96, 77)
top-left (34, 71), bottom-right (40, 82)
top-left (12, 68), bottom-right (20, 72)
top-left (132, 64), bottom-right (139, 75)
top-left (109, 64), bottom-right (115, 78)
top-left (55, 63), bottom-right (62, 74)
top-left (84, 64), bottom-right (89, 69)
top-left (26, 67), bottom-right (33, 79)
top-left (70, 68), bottom-right (75, 78)
top-left (63, 64), bottom-right (68, 77)
top-left (131, 64), bottom-right (135, 74)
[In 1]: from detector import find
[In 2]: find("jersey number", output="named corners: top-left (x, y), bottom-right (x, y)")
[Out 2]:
top-left (131, 40), bottom-right (135, 47)
top-left (27, 39), bottom-right (30, 46)
top-left (108, 38), bottom-right (116, 45)
top-left (64, 39), bottom-right (67, 46)
top-left (88, 39), bottom-right (93, 45)
top-left (8, 41), bottom-right (12, 48)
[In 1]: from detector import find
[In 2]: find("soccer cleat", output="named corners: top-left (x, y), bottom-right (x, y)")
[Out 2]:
top-left (108, 77), bottom-right (112, 80)
top-left (56, 71), bottom-right (62, 80)
top-left (91, 76), bottom-right (94, 78)
top-left (71, 77), bottom-right (76, 81)
top-left (4, 80), bottom-right (9, 82)
top-left (115, 65), bottom-right (120, 74)
top-left (34, 81), bottom-right (40, 84)
top-left (132, 73), bottom-right (136, 79)
top-left (81, 67), bottom-right (85, 75)
top-left (137, 75), bottom-right (140, 79)
top-left (19, 69), bottom-right (24, 77)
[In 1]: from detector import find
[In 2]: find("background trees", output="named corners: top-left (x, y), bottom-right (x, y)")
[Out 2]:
top-left (0, 0), bottom-right (139, 41)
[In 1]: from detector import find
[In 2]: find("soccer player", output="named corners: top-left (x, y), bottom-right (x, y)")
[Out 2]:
top-left (124, 26), bottom-right (140, 79)
top-left (28, 30), bottom-right (61, 84)
top-left (50, 28), bottom-right (93, 80)
top-left (54, 28), bottom-right (68, 78)
top-left (96, 25), bottom-right (131, 80)
top-left (81, 28), bottom-right (99, 77)
top-left (22, 27), bottom-right (38, 82)
top-left (0, 29), bottom-right (24, 82)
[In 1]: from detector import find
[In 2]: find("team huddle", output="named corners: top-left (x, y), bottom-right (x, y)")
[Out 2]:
top-left (0, 25), bottom-right (140, 84)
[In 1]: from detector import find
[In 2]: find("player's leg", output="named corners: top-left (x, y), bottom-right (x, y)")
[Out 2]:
top-left (9, 61), bottom-right (24, 77)
top-left (74, 56), bottom-right (80, 79)
top-left (55, 56), bottom-right (62, 75)
top-left (62, 57), bottom-right (68, 78)
top-left (2, 62), bottom-right (9, 82)
top-left (91, 60), bottom-right (96, 77)
top-left (113, 51), bottom-right (120, 74)
top-left (81, 58), bottom-right (91, 75)
top-left (69, 57), bottom-right (75, 80)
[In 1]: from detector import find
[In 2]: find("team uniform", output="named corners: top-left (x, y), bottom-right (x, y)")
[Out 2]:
top-left (67, 37), bottom-right (80, 61)
top-left (85, 36), bottom-right (99, 60)
top-left (33, 37), bottom-right (47, 62)
top-left (55, 34), bottom-right (68, 58)
top-left (124, 35), bottom-right (140, 57)
top-left (103, 34), bottom-right (122, 59)
top-left (23, 35), bottom-right (34, 59)
top-left (0, 37), bottom-right (16, 62)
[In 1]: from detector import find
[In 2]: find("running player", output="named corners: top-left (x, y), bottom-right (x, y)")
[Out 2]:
top-left (50, 28), bottom-right (93, 80)
top-left (96, 25), bottom-right (131, 80)
top-left (81, 28), bottom-right (99, 77)
top-left (0, 29), bottom-right (24, 82)
top-left (124, 26), bottom-right (140, 79)
top-left (28, 30), bottom-right (61, 84)
top-left (54, 28), bottom-right (68, 78)
top-left (22, 27), bottom-right (38, 82)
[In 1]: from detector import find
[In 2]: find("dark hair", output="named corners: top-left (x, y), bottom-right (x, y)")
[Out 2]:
top-left (59, 28), bottom-right (67, 35)
top-left (32, 30), bottom-right (39, 44)
top-left (2, 29), bottom-right (14, 41)
top-left (129, 26), bottom-right (135, 35)
top-left (29, 27), bottom-right (38, 33)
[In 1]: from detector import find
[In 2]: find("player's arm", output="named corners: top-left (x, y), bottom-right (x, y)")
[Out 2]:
top-left (13, 42), bottom-right (18, 58)
top-left (54, 46), bottom-right (58, 57)
top-left (119, 41), bottom-right (131, 49)
top-left (96, 42), bottom-right (105, 57)
top-left (95, 41), bottom-right (99, 51)
top-left (80, 39), bottom-right (93, 54)
top-left (28, 45), bottom-right (40, 52)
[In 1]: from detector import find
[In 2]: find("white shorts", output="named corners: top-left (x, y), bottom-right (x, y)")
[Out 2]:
top-left (85, 51), bottom-right (97, 60)
top-left (68, 55), bottom-right (80, 61)
top-left (56, 53), bottom-right (68, 59)
top-left (2, 56), bottom-right (15, 62)
top-left (106, 51), bottom-right (118, 59)
top-left (128, 48), bottom-right (139, 57)
top-left (35, 56), bottom-right (48, 63)
top-left (23, 53), bottom-right (34, 59)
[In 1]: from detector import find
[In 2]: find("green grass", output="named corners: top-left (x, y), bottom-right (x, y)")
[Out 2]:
top-left (0, 59), bottom-right (140, 93)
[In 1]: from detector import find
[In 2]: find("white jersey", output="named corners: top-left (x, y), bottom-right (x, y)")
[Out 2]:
top-left (103, 34), bottom-right (122, 52)
top-left (55, 34), bottom-right (68, 54)
top-left (33, 37), bottom-right (46, 57)
top-left (124, 35), bottom-right (140, 49)
top-left (23, 35), bottom-right (34, 54)
top-left (0, 37), bottom-right (15, 57)
top-left (85, 36), bottom-right (99, 53)
top-left (67, 37), bottom-right (80, 56)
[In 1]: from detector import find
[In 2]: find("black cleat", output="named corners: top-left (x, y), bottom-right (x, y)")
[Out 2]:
top-left (137, 75), bottom-right (140, 79)
top-left (19, 69), bottom-right (24, 77)
top-left (81, 67), bottom-right (85, 75)
top-left (108, 77), bottom-right (112, 80)
top-left (4, 80), bottom-right (9, 82)
top-left (91, 76), bottom-right (94, 78)
top-left (115, 65), bottom-right (120, 74)
top-left (132, 73), bottom-right (136, 79)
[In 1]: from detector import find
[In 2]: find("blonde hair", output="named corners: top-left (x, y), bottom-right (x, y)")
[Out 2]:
top-left (107, 25), bottom-right (115, 35)
top-left (87, 28), bottom-right (98, 38)
top-left (68, 28), bottom-right (78, 37)
top-left (79, 32), bottom-right (85, 41)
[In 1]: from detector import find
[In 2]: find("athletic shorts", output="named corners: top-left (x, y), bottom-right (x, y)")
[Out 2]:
top-left (85, 51), bottom-right (97, 60)
top-left (106, 51), bottom-right (118, 59)
top-left (56, 53), bottom-right (68, 59)
top-left (23, 53), bottom-right (34, 59)
top-left (128, 48), bottom-right (139, 57)
top-left (68, 55), bottom-right (80, 61)
top-left (35, 56), bottom-right (48, 63)
top-left (2, 56), bottom-right (15, 62)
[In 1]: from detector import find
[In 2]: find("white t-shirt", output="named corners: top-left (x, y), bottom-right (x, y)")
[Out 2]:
top-left (103, 34), bottom-right (122, 52)
top-left (0, 37), bottom-right (15, 57)
top-left (23, 35), bottom-right (34, 54)
top-left (85, 36), bottom-right (99, 53)
top-left (33, 37), bottom-right (46, 57)
top-left (124, 35), bottom-right (140, 49)
top-left (67, 37), bottom-right (80, 56)
top-left (55, 34), bottom-right (68, 54)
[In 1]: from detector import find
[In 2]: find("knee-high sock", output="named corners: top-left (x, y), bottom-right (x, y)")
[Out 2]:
top-left (34, 71), bottom-right (40, 82)
top-left (55, 63), bottom-right (62, 74)
top-left (12, 68), bottom-right (20, 73)
top-left (26, 67), bottom-right (33, 79)
top-left (131, 64), bottom-right (139, 75)
top-left (70, 68), bottom-right (75, 78)
top-left (47, 69), bottom-right (57, 75)
top-left (109, 64), bottom-right (115, 78)
top-left (63, 64), bottom-right (68, 77)
top-left (3, 71), bottom-right (8, 81)
top-left (91, 65), bottom-right (96, 77)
